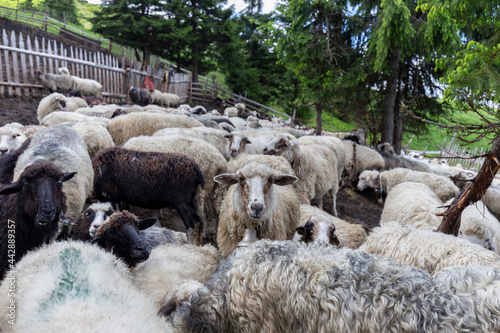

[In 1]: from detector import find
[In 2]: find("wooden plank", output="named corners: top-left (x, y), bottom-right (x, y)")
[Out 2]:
top-left (3, 29), bottom-right (13, 96)
top-left (60, 41), bottom-right (65, 68)
top-left (0, 31), bottom-right (3, 95)
top-left (47, 41), bottom-right (53, 73)
top-left (10, 31), bottom-right (21, 96)
top-left (83, 49), bottom-right (89, 78)
top-left (79, 48), bottom-right (84, 78)
top-left (70, 46), bottom-right (75, 75)
top-left (34, 36), bottom-right (40, 72)
top-left (0, 82), bottom-right (42, 88)
top-left (18, 32), bottom-right (29, 97)
top-left (26, 35), bottom-right (35, 95)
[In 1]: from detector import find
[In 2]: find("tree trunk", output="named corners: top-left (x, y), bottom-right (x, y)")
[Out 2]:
top-left (314, 103), bottom-right (322, 135)
top-left (437, 136), bottom-right (500, 235)
top-left (141, 46), bottom-right (150, 72)
top-left (381, 46), bottom-right (401, 144)
top-left (393, 102), bottom-right (403, 154)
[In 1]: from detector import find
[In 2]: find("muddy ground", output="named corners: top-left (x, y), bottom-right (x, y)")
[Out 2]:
top-left (0, 95), bottom-right (382, 243)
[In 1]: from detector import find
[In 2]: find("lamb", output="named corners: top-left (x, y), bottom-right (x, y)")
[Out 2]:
top-left (183, 240), bottom-right (500, 332)
top-left (0, 240), bottom-right (174, 333)
top-left (34, 69), bottom-right (73, 93)
top-left (91, 210), bottom-right (158, 267)
top-left (357, 168), bottom-right (460, 202)
top-left (264, 133), bottom-right (340, 215)
top-left (69, 122), bottom-right (115, 159)
top-left (0, 124), bottom-right (27, 155)
top-left (92, 146), bottom-right (204, 243)
top-left (298, 204), bottom-right (367, 248)
top-left (359, 222), bottom-right (500, 275)
top-left (153, 127), bottom-right (231, 160)
top-left (214, 161), bottom-right (299, 257)
top-left (123, 135), bottom-right (227, 242)
top-left (106, 112), bottom-right (204, 145)
top-left (223, 106), bottom-right (238, 117)
top-left (133, 243), bottom-right (221, 310)
top-left (377, 142), bottom-right (434, 173)
top-left (130, 86), bottom-right (151, 106)
top-left (0, 162), bottom-right (76, 279)
top-left (13, 125), bottom-right (94, 224)
top-left (36, 92), bottom-right (69, 122)
top-left (40, 111), bottom-right (110, 127)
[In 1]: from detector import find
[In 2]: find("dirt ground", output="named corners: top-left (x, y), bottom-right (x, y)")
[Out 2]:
top-left (0, 95), bottom-right (382, 242)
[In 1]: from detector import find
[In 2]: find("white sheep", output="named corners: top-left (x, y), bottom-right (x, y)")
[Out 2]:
top-left (13, 125), bottom-right (94, 224)
top-left (359, 222), bottom-right (500, 275)
top-left (377, 142), bottom-right (434, 173)
top-left (65, 96), bottom-right (89, 112)
top-left (70, 122), bottom-right (115, 159)
top-left (380, 182), bottom-right (444, 231)
top-left (264, 133), bottom-right (339, 214)
top-left (132, 243), bottom-right (221, 310)
top-left (124, 135), bottom-right (227, 241)
top-left (106, 112), bottom-right (204, 145)
top-left (34, 69), bottom-right (73, 93)
top-left (74, 104), bottom-right (122, 118)
top-left (225, 130), bottom-right (277, 157)
top-left (70, 75), bottom-right (103, 97)
top-left (481, 186), bottom-right (500, 220)
top-left (342, 140), bottom-right (385, 178)
top-left (182, 239), bottom-right (500, 332)
top-left (36, 92), bottom-right (69, 123)
top-left (357, 168), bottom-right (459, 202)
top-left (0, 124), bottom-right (27, 155)
top-left (223, 106), bottom-right (238, 117)
top-left (227, 153), bottom-right (295, 175)
top-left (246, 116), bottom-right (261, 128)
top-left (153, 127), bottom-right (231, 160)
top-left (297, 135), bottom-right (346, 182)
top-left (298, 204), bottom-right (367, 248)
top-left (40, 111), bottom-right (110, 127)
top-left (214, 161), bottom-right (300, 257)
top-left (0, 241), bottom-right (174, 333)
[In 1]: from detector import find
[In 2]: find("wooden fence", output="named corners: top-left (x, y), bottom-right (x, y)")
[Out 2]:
top-left (0, 28), bottom-right (190, 104)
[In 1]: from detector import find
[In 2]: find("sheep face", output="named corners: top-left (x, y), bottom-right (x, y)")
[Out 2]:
top-left (0, 129), bottom-right (27, 155)
top-left (263, 135), bottom-right (296, 162)
top-left (225, 134), bottom-right (251, 157)
top-left (93, 211), bottom-right (156, 267)
top-left (0, 162), bottom-right (75, 228)
top-left (295, 214), bottom-right (340, 246)
top-left (377, 142), bottom-right (395, 155)
top-left (214, 161), bottom-right (297, 221)
top-left (80, 202), bottom-right (115, 238)
top-left (53, 97), bottom-right (68, 111)
top-left (357, 170), bottom-right (379, 191)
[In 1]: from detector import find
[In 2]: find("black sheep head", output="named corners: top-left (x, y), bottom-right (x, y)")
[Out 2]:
top-left (0, 162), bottom-right (76, 229)
top-left (92, 210), bottom-right (156, 267)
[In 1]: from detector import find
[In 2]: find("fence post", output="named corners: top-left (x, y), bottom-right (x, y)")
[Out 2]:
top-left (43, 8), bottom-right (48, 32)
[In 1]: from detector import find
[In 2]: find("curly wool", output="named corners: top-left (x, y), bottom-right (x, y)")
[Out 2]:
top-left (359, 222), bottom-right (500, 275)
top-left (186, 240), bottom-right (500, 332)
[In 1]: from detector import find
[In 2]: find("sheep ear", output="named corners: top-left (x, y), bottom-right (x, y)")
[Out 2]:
top-left (60, 172), bottom-right (77, 183)
top-left (243, 137), bottom-right (252, 144)
top-left (137, 218), bottom-right (157, 230)
top-left (224, 134), bottom-right (233, 139)
top-left (0, 181), bottom-right (23, 195)
top-left (213, 173), bottom-right (239, 185)
top-left (272, 174), bottom-right (298, 186)
top-left (284, 139), bottom-right (295, 149)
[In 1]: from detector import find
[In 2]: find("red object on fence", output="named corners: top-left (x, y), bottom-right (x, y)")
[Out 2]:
top-left (143, 77), bottom-right (154, 92)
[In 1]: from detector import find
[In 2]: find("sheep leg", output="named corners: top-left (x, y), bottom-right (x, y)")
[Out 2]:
top-left (332, 192), bottom-right (338, 217)
top-left (175, 204), bottom-right (201, 245)
top-left (316, 196), bottom-right (324, 210)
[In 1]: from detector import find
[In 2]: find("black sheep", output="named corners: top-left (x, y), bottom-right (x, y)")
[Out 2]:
top-left (92, 147), bottom-right (204, 242)
top-left (0, 162), bottom-right (76, 279)
top-left (92, 210), bottom-right (156, 267)
top-left (129, 86), bottom-right (151, 106)
top-left (0, 138), bottom-right (31, 187)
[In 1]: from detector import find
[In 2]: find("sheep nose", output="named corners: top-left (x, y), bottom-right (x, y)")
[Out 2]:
top-left (0, 148), bottom-right (7, 154)
top-left (263, 147), bottom-right (268, 152)
top-left (251, 203), bottom-right (264, 213)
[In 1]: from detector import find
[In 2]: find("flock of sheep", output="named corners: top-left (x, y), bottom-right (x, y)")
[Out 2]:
top-left (1, 68), bottom-right (500, 332)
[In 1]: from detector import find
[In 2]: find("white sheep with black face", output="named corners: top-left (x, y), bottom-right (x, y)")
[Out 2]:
top-left (214, 161), bottom-right (300, 257)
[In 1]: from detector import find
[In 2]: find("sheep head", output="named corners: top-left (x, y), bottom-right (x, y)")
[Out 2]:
top-left (295, 214), bottom-right (340, 247)
top-left (263, 134), bottom-right (297, 162)
top-left (214, 161), bottom-right (297, 221)
top-left (92, 210), bottom-right (157, 267)
top-left (225, 133), bottom-right (252, 158)
top-left (357, 170), bottom-right (380, 191)
top-left (0, 127), bottom-right (27, 155)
